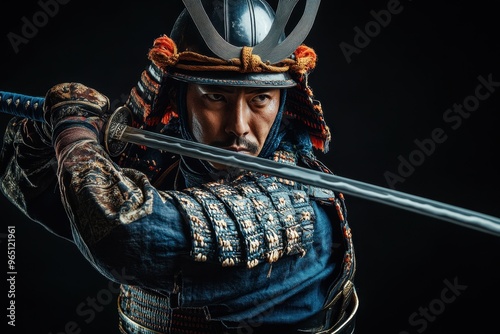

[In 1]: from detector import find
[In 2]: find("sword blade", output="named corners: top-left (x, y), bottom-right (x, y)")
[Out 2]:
top-left (111, 124), bottom-right (500, 237)
top-left (1, 90), bottom-right (499, 236)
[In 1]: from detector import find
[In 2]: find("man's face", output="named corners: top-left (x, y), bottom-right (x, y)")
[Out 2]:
top-left (186, 83), bottom-right (281, 169)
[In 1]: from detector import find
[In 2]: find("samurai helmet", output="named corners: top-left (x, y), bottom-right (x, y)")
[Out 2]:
top-left (148, 0), bottom-right (321, 88)
top-left (133, 0), bottom-right (331, 152)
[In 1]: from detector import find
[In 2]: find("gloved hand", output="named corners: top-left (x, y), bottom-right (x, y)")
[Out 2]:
top-left (43, 82), bottom-right (111, 145)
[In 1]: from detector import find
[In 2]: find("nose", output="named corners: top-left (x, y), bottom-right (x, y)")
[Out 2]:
top-left (225, 98), bottom-right (250, 137)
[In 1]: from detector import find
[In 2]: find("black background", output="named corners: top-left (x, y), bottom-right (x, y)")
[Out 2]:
top-left (1, 1), bottom-right (499, 333)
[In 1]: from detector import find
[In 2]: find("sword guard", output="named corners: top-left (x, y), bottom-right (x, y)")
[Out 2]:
top-left (104, 105), bottom-right (132, 157)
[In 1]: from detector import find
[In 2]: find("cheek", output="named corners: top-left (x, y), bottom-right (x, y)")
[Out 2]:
top-left (189, 112), bottom-right (219, 144)
top-left (187, 96), bottom-right (208, 143)
top-left (189, 114), bottom-right (203, 141)
top-left (256, 108), bottom-right (280, 139)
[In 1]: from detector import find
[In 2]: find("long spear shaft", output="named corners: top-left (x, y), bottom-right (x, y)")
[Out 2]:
top-left (1, 90), bottom-right (500, 236)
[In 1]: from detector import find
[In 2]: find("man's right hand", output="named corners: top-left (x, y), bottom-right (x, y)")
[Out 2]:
top-left (43, 82), bottom-right (111, 146)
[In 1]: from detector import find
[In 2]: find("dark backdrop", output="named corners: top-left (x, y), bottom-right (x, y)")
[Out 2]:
top-left (1, 1), bottom-right (499, 333)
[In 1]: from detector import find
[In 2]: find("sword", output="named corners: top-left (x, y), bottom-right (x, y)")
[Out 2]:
top-left (1, 90), bottom-right (499, 236)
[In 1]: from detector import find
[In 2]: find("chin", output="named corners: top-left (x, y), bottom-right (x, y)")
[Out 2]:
top-left (209, 163), bottom-right (246, 181)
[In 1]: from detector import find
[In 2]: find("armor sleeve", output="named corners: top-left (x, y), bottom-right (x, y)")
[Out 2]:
top-left (167, 174), bottom-right (315, 269)
top-left (54, 125), bottom-right (190, 288)
top-left (53, 113), bottom-right (318, 292)
top-left (55, 125), bottom-right (318, 286)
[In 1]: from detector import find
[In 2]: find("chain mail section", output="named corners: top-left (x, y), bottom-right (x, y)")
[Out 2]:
top-left (168, 173), bottom-right (315, 269)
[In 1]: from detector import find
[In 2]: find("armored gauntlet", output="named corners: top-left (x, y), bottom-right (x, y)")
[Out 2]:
top-left (43, 82), bottom-right (111, 145)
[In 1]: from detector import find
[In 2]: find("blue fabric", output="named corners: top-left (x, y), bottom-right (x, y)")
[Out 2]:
top-left (92, 189), bottom-right (337, 324)
top-left (180, 201), bottom-right (337, 324)
top-left (258, 89), bottom-right (288, 158)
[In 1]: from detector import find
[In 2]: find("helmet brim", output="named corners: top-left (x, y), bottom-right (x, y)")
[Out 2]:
top-left (167, 70), bottom-right (297, 88)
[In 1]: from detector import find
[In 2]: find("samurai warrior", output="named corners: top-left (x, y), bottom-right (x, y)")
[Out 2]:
top-left (0, 0), bottom-right (358, 333)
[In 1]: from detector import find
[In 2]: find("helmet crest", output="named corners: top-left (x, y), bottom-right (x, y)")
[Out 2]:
top-left (181, 0), bottom-right (320, 64)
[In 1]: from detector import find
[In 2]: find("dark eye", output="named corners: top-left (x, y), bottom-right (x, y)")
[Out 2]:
top-left (206, 93), bottom-right (225, 102)
top-left (252, 94), bottom-right (271, 104)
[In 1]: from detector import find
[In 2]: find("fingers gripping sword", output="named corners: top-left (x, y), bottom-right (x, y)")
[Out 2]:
top-left (1, 90), bottom-right (499, 236)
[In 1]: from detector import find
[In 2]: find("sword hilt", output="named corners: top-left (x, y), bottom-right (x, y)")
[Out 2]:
top-left (0, 90), bottom-right (46, 122)
top-left (0, 90), bottom-right (131, 157)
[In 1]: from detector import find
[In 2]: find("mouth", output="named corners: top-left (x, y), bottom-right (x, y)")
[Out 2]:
top-left (221, 146), bottom-right (251, 154)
